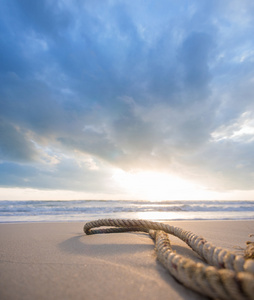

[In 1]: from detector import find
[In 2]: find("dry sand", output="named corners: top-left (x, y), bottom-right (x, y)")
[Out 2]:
top-left (0, 220), bottom-right (253, 300)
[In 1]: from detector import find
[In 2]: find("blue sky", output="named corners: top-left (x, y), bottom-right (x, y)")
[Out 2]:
top-left (1, 0), bottom-right (254, 200)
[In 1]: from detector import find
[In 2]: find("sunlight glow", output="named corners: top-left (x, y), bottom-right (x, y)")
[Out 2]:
top-left (112, 170), bottom-right (210, 200)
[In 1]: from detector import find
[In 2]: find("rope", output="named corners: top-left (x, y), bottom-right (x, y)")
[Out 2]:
top-left (83, 218), bottom-right (254, 300)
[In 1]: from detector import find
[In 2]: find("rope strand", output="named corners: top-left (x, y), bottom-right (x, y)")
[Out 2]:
top-left (83, 218), bottom-right (254, 300)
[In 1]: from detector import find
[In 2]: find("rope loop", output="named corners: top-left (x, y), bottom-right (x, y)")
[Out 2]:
top-left (84, 218), bottom-right (254, 300)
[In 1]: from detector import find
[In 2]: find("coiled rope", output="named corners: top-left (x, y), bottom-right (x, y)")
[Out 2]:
top-left (84, 218), bottom-right (254, 300)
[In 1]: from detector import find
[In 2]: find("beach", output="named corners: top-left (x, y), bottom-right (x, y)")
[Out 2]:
top-left (0, 220), bottom-right (253, 300)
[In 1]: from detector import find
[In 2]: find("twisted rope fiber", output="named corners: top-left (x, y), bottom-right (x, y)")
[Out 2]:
top-left (84, 218), bottom-right (254, 300)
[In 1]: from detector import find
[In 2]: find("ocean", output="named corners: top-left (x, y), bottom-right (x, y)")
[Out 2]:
top-left (0, 200), bottom-right (254, 223)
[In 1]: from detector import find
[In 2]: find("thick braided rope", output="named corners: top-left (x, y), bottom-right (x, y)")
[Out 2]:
top-left (152, 230), bottom-right (253, 300)
top-left (84, 219), bottom-right (254, 274)
top-left (84, 218), bottom-right (254, 300)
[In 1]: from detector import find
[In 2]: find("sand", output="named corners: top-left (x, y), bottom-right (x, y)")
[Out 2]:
top-left (0, 220), bottom-right (253, 300)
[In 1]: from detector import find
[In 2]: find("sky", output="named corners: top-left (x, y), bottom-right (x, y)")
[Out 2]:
top-left (1, 0), bottom-right (254, 201)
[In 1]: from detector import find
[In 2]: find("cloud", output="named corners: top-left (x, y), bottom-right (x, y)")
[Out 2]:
top-left (11, 0), bottom-right (71, 38)
top-left (0, 153), bottom-right (119, 194)
top-left (179, 32), bottom-right (214, 92)
top-left (212, 111), bottom-right (254, 143)
top-left (0, 118), bottom-right (38, 162)
top-left (1, 0), bottom-right (254, 195)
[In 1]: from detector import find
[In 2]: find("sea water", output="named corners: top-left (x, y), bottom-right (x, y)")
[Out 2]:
top-left (0, 200), bottom-right (254, 223)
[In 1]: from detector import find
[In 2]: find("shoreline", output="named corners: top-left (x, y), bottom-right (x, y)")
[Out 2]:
top-left (1, 220), bottom-right (253, 300)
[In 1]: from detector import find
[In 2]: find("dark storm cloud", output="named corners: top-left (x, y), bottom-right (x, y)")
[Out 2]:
top-left (1, 0), bottom-right (254, 192)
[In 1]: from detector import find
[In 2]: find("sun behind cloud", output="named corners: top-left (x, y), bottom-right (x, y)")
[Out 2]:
top-left (112, 170), bottom-right (214, 201)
